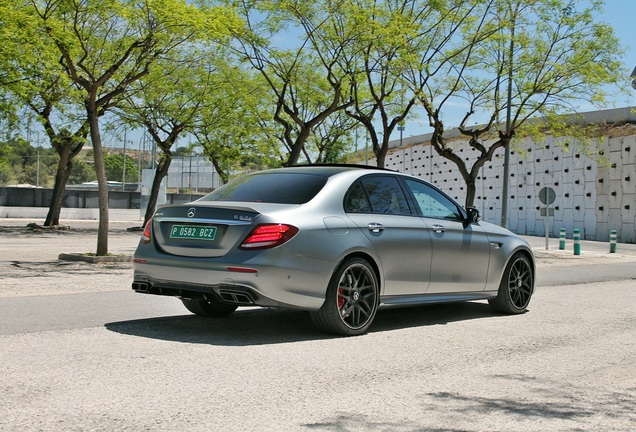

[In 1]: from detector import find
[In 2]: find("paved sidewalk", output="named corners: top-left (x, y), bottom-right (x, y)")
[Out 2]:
top-left (523, 232), bottom-right (636, 252)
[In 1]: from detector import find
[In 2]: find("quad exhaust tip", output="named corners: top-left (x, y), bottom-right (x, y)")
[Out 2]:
top-left (132, 282), bottom-right (151, 293)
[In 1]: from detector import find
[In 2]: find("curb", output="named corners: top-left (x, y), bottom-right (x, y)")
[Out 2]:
top-left (58, 253), bottom-right (133, 264)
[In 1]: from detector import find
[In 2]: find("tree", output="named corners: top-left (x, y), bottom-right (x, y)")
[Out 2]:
top-left (0, 138), bottom-right (32, 184)
top-left (103, 152), bottom-right (138, 183)
top-left (192, 61), bottom-right (283, 182)
top-left (0, 137), bottom-right (58, 186)
top-left (0, 160), bottom-right (10, 184)
top-left (228, 0), bottom-right (354, 166)
top-left (337, 0), bottom-right (425, 168)
top-left (31, 0), bottom-right (238, 255)
top-left (406, 0), bottom-right (624, 209)
top-left (0, 0), bottom-right (90, 224)
top-left (117, 49), bottom-right (246, 226)
top-left (308, 111), bottom-right (358, 164)
top-left (68, 158), bottom-right (95, 185)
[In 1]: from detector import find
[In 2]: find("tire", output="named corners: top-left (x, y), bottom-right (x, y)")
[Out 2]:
top-left (181, 298), bottom-right (238, 317)
top-left (310, 257), bottom-right (379, 336)
top-left (489, 252), bottom-right (534, 314)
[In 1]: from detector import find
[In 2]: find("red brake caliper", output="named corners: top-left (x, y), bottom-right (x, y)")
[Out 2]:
top-left (337, 287), bottom-right (345, 309)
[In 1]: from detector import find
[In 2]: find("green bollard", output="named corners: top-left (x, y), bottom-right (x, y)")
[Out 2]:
top-left (573, 229), bottom-right (581, 256)
top-left (610, 230), bottom-right (617, 253)
top-left (559, 228), bottom-right (566, 250)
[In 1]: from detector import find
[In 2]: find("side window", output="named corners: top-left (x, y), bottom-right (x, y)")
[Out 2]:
top-left (404, 179), bottom-right (462, 220)
top-left (359, 176), bottom-right (411, 215)
top-left (344, 182), bottom-right (371, 213)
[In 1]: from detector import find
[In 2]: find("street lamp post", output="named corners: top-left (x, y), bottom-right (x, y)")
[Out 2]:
top-left (122, 128), bottom-right (127, 191)
top-left (36, 131), bottom-right (40, 188)
top-left (501, 16), bottom-right (515, 229)
top-left (398, 125), bottom-right (405, 171)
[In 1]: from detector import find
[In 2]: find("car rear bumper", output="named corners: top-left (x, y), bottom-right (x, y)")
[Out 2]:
top-left (132, 255), bottom-right (333, 310)
top-left (132, 276), bottom-right (294, 308)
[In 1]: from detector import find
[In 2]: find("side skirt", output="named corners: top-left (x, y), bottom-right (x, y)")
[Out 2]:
top-left (380, 291), bottom-right (499, 307)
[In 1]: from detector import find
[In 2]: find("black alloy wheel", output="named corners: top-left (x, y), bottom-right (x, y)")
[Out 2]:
top-left (489, 252), bottom-right (534, 314)
top-left (181, 298), bottom-right (238, 317)
top-left (310, 257), bottom-right (379, 336)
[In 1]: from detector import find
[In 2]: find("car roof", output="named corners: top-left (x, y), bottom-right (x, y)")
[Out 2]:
top-left (270, 164), bottom-right (396, 176)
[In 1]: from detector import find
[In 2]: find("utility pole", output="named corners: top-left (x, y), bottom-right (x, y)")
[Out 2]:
top-left (501, 11), bottom-right (516, 228)
top-left (122, 128), bottom-right (127, 191)
top-left (36, 132), bottom-right (40, 188)
top-left (398, 125), bottom-right (405, 171)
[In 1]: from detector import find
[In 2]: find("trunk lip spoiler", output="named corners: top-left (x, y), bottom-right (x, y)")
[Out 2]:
top-left (153, 217), bottom-right (253, 226)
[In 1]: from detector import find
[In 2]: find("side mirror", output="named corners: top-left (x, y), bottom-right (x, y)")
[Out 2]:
top-left (466, 207), bottom-right (481, 223)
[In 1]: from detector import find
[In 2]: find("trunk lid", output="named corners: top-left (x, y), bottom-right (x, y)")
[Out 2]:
top-left (151, 204), bottom-right (260, 258)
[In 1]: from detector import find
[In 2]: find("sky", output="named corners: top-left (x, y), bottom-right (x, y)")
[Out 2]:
top-left (605, 1), bottom-right (636, 66)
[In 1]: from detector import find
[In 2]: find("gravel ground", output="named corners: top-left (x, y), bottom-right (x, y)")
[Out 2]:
top-left (0, 220), bottom-right (139, 298)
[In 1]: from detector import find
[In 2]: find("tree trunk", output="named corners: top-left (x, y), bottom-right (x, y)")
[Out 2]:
top-left (371, 134), bottom-right (385, 168)
top-left (285, 144), bottom-right (302, 166)
top-left (86, 98), bottom-right (109, 256)
top-left (44, 147), bottom-right (72, 226)
top-left (464, 179), bottom-right (477, 209)
top-left (375, 151), bottom-right (386, 169)
top-left (210, 156), bottom-right (227, 184)
top-left (44, 135), bottom-right (87, 226)
top-left (143, 155), bottom-right (172, 227)
top-left (284, 128), bottom-right (312, 166)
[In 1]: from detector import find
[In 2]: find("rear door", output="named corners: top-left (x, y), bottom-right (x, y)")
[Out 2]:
top-left (344, 175), bottom-right (432, 295)
top-left (402, 178), bottom-right (491, 293)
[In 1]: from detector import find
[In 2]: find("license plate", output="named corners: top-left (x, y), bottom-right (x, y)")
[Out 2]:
top-left (170, 225), bottom-right (217, 240)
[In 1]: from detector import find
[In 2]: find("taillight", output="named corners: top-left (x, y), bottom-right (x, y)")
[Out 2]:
top-left (239, 224), bottom-right (299, 250)
top-left (141, 220), bottom-right (152, 243)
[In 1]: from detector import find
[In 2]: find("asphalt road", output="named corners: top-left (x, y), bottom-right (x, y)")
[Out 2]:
top-left (1, 220), bottom-right (635, 431)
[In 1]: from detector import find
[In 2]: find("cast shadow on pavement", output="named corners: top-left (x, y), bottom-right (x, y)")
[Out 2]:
top-left (105, 301), bottom-right (503, 346)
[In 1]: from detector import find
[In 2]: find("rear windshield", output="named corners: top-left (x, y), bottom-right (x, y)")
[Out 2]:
top-left (200, 172), bottom-right (328, 204)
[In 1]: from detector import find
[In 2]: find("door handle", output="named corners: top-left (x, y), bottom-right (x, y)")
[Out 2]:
top-left (431, 224), bottom-right (445, 233)
top-left (367, 222), bottom-right (384, 233)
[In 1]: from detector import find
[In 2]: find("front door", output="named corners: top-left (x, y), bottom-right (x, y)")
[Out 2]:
top-left (403, 178), bottom-right (491, 293)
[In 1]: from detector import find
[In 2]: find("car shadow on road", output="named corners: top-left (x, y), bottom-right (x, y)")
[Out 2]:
top-left (105, 301), bottom-right (500, 346)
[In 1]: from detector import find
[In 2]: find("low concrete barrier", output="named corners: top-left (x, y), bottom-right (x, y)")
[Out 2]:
top-left (0, 206), bottom-right (142, 221)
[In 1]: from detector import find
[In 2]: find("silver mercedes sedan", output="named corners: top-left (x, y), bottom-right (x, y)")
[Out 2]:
top-left (132, 165), bottom-right (534, 336)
